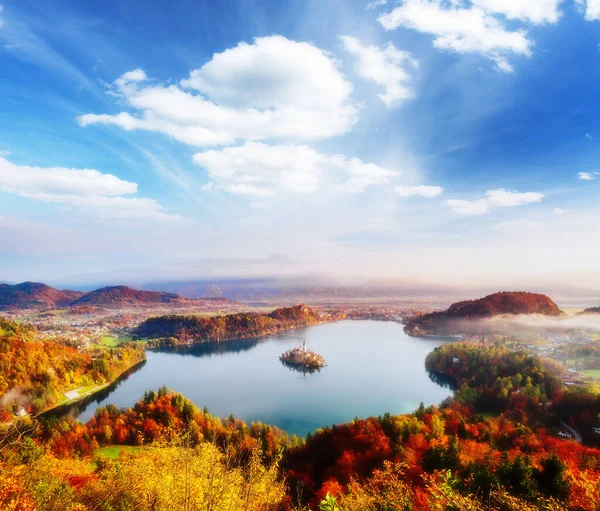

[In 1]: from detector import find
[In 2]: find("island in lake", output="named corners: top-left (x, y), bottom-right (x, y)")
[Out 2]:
top-left (280, 340), bottom-right (326, 370)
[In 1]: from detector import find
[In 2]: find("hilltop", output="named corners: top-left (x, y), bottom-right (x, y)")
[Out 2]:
top-left (70, 285), bottom-right (192, 308)
top-left (0, 282), bottom-right (84, 310)
top-left (405, 291), bottom-right (562, 336)
top-left (582, 306), bottom-right (600, 314)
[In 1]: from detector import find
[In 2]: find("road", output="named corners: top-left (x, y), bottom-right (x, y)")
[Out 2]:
top-left (560, 421), bottom-right (582, 443)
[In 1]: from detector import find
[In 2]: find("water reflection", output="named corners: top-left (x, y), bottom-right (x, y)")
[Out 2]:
top-left (426, 369), bottom-right (458, 390)
top-left (152, 338), bottom-right (262, 358)
top-left (280, 360), bottom-right (323, 375)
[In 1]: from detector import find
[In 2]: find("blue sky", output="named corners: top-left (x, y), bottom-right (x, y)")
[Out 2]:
top-left (0, 0), bottom-right (599, 288)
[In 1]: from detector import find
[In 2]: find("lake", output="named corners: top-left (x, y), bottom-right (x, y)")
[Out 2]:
top-left (69, 320), bottom-right (452, 436)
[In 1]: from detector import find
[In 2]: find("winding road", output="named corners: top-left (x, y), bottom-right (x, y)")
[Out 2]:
top-left (560, 421), bottom-right (582, 443)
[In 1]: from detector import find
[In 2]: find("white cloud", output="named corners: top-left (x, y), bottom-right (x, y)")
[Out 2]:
top-left (553, 207), bottom-right (569, 215)
top-left (340, 36), bottom-right (418, 107)
top-left (395, 184), bottom-right (444, 197)
top-left (577, 0), bottom-right (600, 21)
top-left (589, 0), bottom-right (600, 20)
top-left (0, 157), bottom-right (182, 221)
top-left (367, 0), bottom-right (387, 9)
top-left (80, 36), bottom-right (358, 147)
top-left (378, 0), bottom-right (533, 72)
top-left (493, 57), bottom-right (514, 73)
top-left (332, 155), bottom-right (399, 193)
top-left (586, 133), bottom-right (594, 139)
top-left (485, 188), bottom-right (544, 207)
top-left (193, 143), bottom-right (321, 197)
top-left (447, 188), bottom-right (544, 215)
top-left (471, 0), bottom-right (563, 24)
top-left (493, 218), bottom-right (542, 231)
top-left (193, 142), bottom-right (398, 198)
top-left (30, 194), bottom-right (182, 222)
top-left (578, 171), bottom-right (595, 180)
top-left (0, 5), bottom-right (4, 29)
top-left (116, 68), bottom-right (147, 86)
top-left (0, 150), bottom-right (10, 157)
top-left (0, 156), bottom-right (137, 196)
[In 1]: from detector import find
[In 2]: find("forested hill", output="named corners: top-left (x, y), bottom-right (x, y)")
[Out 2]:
top-left (404, 291), bottom-right (562, 336)
top-left (70, 285), bottom-right (190, 307)
top-left (582, 306), bottom-right (600, 314)
top-left (135, 304), bottom-right (322, 344)
top-left (4, 344), bottom-right (600, 509)
top-left (0, 282), bottom-right (84, 310)
top-left (0, 318), bottom-right (145, 417)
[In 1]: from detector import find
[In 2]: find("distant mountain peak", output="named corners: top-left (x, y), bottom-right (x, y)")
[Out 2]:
top-left (69, 285), bottom-right (182, 307)
top-left (0, 281), bottom-right (84, 310)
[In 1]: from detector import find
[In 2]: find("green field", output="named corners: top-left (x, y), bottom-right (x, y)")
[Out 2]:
top-left (76, 384), bottom-right (102, 395)
top-left (100, 335), bottom-right (119, 347)
top-left (100, 335), bottom-right (136, 347)
top-left (94, 446), bottom-right (140, 460)
top-left (582, 369), bottom-right (600, 379)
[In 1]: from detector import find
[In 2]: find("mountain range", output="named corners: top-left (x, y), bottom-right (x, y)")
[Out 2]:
top-left (0, 282), bottom-right (229, 310)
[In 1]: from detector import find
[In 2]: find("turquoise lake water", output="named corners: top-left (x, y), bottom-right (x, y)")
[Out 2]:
top-left (70, 320), bottom-right (452, 436)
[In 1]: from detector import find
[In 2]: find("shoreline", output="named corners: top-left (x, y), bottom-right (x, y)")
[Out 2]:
top-left (144, 319), bottom-right (331, 347)
top-left (36, 357), bottom-right (146, 418)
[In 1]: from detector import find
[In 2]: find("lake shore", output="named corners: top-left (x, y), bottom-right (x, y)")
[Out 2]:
top-left (36, 357), bottom-right (147, 418)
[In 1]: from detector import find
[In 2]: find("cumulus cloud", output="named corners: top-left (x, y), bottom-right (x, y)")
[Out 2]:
top-left (485, 188), bottom-right (544, 207)
top-left (193, 142), bottom-right (398, 198)
top-left (80, 36), bottom-right (358, 147)
top-left (378, 0), bottom-right (534, 72)
top-left (332, 155), bottom-right (399, 193)
top-left (578, 171), bottom-right (597, 180)
top-left (115, 68), bottom-right (147, 86)
top-left (0, 157), bottom-right (182, 222)
top-left (577, 0), bottom-right (600, 21)
top-left (471, 0), bottom-right (563, 24)
top-left (447, 188), bottom-right (544, 215)
top-left (340, 36), bottom-right (418, 107)
top-left (0, 156), bottom-right (137, 196)
top-left (394, 184), bottom-right (444, 197)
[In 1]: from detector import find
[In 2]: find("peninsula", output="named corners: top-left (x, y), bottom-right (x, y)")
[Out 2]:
top-left (135, 304), bottom-right (324, 345)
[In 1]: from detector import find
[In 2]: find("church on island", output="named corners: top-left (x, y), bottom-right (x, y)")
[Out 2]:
top-left (279, 340), bottom-right (326, 369)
